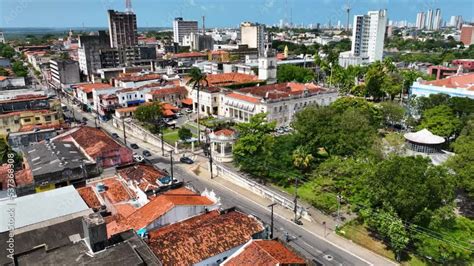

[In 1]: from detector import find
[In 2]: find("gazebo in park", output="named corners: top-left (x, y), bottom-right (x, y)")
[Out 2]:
top-left (209, 129), bottom-right (237, 163)
top-left (404, 129), bottom-right (445, 154)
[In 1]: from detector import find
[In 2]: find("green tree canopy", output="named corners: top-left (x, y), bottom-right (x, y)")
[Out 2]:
top-left (417, 105), bottom-right (461, 138)
top-left (134, 103), bottom-right (163, 124)
top-left (178, 127), bottom-right (192, 141)
top-left (277, 64), bottom-right (315, 83)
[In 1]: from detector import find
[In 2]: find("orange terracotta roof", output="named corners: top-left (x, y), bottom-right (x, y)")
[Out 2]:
top-left (117, 164), bottom-right (167, 191)
top-left (0, 95), bottom-right (48, 104)
top-left (107, 188), bottom-right (214, 236)
top-left (19, 123), bottom-right (68, 132)
top-left (0, 76), bottom-right (7, 81)
top-left (214, 129), bottom-right (235, 136)
top-left (148, 210), bottom-right (265, 265)
top-left (101, 178), bottom-right (134, 204)
top-left (162, 109), bottom-right (174, 116)
top-left (77, 187), bottom-right (102, 209)
top-left (0, 109), bottom-right (52, 118)
top-left (149, 86), bottom-right (187, 96)
top-left (114, 203), bottom-right (137, 218)
top-left (173, 52), bottom-right (207, 58)
top-left (75, 83), bottom-right (113, 93)
top-left (0, 165), bottom-right (33, 190)
top-left (224, 240), bottom-right (306, 266)
top-left (226, 92), bottom-right (261, 103)
top-left (161, 102), bottom-right (178, 111)
top-left (206, 73), bottom-right (260, 87)
top-left (422, 73), bottom-right (474, 90)
top-left (60, 127), bottom-right (125, 158)
top-left (116, 106), bottom-right (139, 113)
top-left (181, 98), bottom-right (192, 105)
top-left (116, 73), bottom-right (161, 82)
top-left (236, 82), bottom-right (325, 101)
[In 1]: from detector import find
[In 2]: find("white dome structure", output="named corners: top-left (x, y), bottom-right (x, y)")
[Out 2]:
top-left (404, 129), bottom-right (445, 153)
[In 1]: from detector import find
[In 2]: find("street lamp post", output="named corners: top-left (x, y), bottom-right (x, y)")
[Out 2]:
top-left (329, 62), bottom-right (333, 88)
top-left (169, 150), bottom-right (174, 181)
top-left (122, 118), bottom-right (127, 145)
top-left (336, 193), bottom-right (343, 229)
top-left (293, 176), bottom-right (299, 224)
top-left (268, 203), bottom-right (277, 239)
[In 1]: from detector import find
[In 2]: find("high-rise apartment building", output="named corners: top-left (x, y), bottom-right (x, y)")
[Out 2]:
top-left (339, 10), bottom-right (387, 67)
top-left (173, 18), bottom-right (198, 45)
top-left (426, 9), bottom-right (434, 30)
top-left (240, 22), bottom-right (265, 55)
top-left (0, 31), bottom-right (5, 43)
top-left (107, 9), bottom-right (138, 49)
top-left (78, 31), bottom-right (110, 78)
top-left (433, 8), bottom-right (442, 30)
top-left (416, 12), bottom-right (426, 29)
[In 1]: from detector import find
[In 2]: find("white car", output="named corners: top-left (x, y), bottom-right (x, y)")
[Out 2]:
top-left (133, 154), bottom-right (144, 163)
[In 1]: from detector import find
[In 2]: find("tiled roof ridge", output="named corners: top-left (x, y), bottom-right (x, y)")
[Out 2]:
top-left (253, 240), bottom-right (284, 263)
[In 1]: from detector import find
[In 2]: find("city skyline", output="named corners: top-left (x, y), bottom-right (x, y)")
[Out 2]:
top-left (1, 0), bottom-right (473, 28)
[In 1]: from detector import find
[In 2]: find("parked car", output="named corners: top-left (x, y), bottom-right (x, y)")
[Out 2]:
top-left (111, 133), bottom-right (119, 138)
top-left (176, 112), bottom-right (183, 117)
top-left (82, 117), bottom-right (88, 122)
top-left (183, 108), bottom-right (193, 114)
top-left (130, 143), bottom-right (139, 149)
top-left (133, 154), bottom-right (144, 163)
top-left (180, 156), bottom-right (194, 164)
top-left (142, 150), bottom-right (152, 157)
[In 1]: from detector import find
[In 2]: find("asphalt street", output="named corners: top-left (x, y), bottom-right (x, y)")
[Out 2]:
top-left (60, 97), bottom-right (387, 266)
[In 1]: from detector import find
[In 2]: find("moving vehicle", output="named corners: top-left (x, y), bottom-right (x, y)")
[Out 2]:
top-left (111, 133), bottom-right (119, 138)
top-left (133, 154), bottom-right (144, 162)
top-left (130, 143), bottom-right (139, 149)
top-left (180, 156), bottom-right (194, 164)
top-left (142, 150), bottom-right (152, 157)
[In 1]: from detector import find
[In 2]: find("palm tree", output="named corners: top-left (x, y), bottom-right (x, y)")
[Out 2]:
top-left (292, 146), bottom-right (314, 174)
top-left (186, 67), bottom-right (208, 143)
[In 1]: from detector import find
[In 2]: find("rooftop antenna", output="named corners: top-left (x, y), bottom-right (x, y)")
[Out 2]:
top-left (125, 0), bottom-right (133, 13)
top-left (345, 3), bottom-right (351, 31)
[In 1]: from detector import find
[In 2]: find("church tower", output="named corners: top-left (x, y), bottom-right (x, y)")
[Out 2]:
top-left (258, 45), bottom-right (277, 84)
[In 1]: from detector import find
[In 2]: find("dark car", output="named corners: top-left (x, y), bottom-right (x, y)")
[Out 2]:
top-left (130, 143), bottom-right (139, 149)
top-left (180, 156), bottom-right (194, 164)
top-left (82, 117), bottom-right (88, 122)
top-left (111, 133), bottom-right (119, 138)
top-left (142, 150), bottom-right (152, 157)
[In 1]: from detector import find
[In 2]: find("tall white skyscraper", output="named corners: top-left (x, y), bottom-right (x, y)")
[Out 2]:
top-left (426, 9), bottom-right (434, 30)
top-left (339, 10), bottom-right (387, 67)
top-left (0, 31), bottom-right (5, 44)
top-left (173, 17), bottom-right (198, 45)
top-left (433, 8), bottom-right (442, 30)
top-left (416, 12), bottom-right (426, 29)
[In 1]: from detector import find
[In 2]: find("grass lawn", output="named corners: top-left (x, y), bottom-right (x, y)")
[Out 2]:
top-left (162, 128), bottom-right (197, 145)
top-left (339, 220), bottom-right (426, 266)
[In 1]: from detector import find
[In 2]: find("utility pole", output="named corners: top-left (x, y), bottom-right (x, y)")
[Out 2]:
top-left (268, 203), bottom-right (277, 239)
top-left (160, 125), bottom-right (165, 156)
top-left (205, 131), bottom-right (213, 179)
top-left (169, 150), bottom-right (174, 180)
top-left (122, 118), bottom-right (127, 145)
top-left (336, 193), bottom-right (343, 229)
top-left (293, 176), bottom-right (299, 223)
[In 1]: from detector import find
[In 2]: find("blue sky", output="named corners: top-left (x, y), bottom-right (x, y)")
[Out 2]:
top-left (1, 0), bottom-right (473, 28)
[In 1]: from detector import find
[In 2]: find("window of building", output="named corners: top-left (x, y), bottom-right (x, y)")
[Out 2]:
top-left (45, 116), bottom-right (51, 122)
top-left (14, 120), bottom-right (19, 124)
top-left (23, 118), bottom-right (31, 123)
top-left (35, 117), bottom-right (40, 121)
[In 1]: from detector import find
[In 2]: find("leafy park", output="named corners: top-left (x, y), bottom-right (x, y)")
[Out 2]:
top-left (232, 92), bottom-right (474, 264)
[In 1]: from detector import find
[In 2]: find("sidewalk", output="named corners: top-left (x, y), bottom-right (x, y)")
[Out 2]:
top-left (185, 161), bottom-right (398, 266)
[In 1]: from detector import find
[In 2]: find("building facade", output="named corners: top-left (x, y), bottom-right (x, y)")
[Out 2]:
top-left (107, 9), bottom-right (138, 49)
top-left (78, 31), bottom-right (110, 78)
top-left (240, 22), bottom-right (265, 55)
top-left (173, 17), bottom-right (198, 45)
top-left (461, 25), bottom-right (474, 46)
top-left (49, 59), bottom-right (81, 88)
top-left (339, 10), bottom-right (387, 67)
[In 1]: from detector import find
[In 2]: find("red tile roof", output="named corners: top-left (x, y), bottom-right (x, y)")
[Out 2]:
top-left (117, 164), bottom-right (167, 191)
top-left (107, 187), bottom-right (215, 236)
top-left (77, 186), bottom-right (102, 209)
top-left (173, 52), bottom-right (207, 58)
top-left (214, 129), bottom-right (235, 137)
top-left (59, 127), bottom-right (126, 159)
top-left (223, 240), bottom-right (306, 266)
top-left (206, 73), bottom-right (260, 87)
top-left (0, 76), bottom-right (7, 81)
top-left (75, 83), bottom-right (113, 93)
top-left (101, 178), bottom-right (135, 204)
top-left (422, 73), bottom-right (474, 91)
top-left (0, 109), bottom-right (52, 118)
top-left (226, 92), bottom-right (261, 103)
top-left (235, 82), bottom-right (325, 101)
top-left (116, 73), bottom-right (161, 82)
top-left (19, 123), bottom-right (68, 132)
top-left (0, 165), bottom-right (33, 190)
top-left (149, 86), bottom-right (187, 96)
top-left (148, 210), bottom-right (265, 265)
top-left (0, 95), bottom-right (48, 104)
top-left (181, 98), bottom-right (193, 105)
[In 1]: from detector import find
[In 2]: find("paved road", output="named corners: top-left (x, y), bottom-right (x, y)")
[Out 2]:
top-left (60, 97), bottom-right (395, 266)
